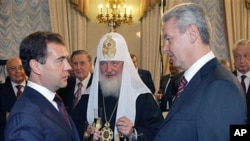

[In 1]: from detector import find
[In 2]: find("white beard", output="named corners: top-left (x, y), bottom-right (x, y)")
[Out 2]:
top-left (99, 73), bottom-right (122, 98)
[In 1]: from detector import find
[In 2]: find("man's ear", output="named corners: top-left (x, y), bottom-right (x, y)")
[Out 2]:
top-left (29, 59), bottom-right (41, 75)
top-left (187, 24), bottom-right (199, 44)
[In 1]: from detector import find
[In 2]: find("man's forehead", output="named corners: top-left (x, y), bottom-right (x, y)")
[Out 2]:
top-left (100, 60), bottom-right (124, 63)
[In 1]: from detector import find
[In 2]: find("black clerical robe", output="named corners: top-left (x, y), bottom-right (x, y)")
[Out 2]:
top-left (97, 88), bottom-right (164, 141)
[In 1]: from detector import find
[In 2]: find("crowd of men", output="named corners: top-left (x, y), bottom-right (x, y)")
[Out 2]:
top-left (0, 3), bottom-right (249, 141)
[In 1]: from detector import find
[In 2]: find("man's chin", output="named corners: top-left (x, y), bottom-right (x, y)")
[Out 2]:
top-left (61, 82), bottom-right (68, 88)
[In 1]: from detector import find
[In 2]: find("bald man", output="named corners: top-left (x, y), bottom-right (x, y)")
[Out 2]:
top-left (0, 57), bottom-right (27, 140)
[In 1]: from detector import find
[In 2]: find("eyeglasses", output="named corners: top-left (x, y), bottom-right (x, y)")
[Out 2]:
top-left (8, 65), bottom-right (24, 71)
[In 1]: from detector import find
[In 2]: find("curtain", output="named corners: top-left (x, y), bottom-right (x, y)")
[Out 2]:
top-left (139, 0), bottom-right (161, 19)
top-left (0, 0), bottom-right (51, 82)
top-left (223, 0), bottom-right (250, 67)
top-left (141, 4), bottom-right (161, 92)
top-left (48, 0), bottom-right (87, 54)
top-left (0, 0), bottom-right (51, 59)
top-left (69, 0), bottom-right (90, 18)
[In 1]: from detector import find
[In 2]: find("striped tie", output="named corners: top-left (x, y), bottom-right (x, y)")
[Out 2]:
top-left (16, 85), bottom-right (23, 98)
top-left (73, 82), bottom-right (83, 108)
top-left (176, 76), bottom-right (187, 98)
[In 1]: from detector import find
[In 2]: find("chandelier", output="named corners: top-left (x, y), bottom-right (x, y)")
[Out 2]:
top-left (97, 0), bottom-right (133, 31)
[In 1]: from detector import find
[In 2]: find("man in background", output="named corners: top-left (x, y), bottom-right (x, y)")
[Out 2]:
top-left (58, 50), bottom-right (93, 140)
top-left (131, 54), bottom-right (156, 94)
top-left (155, 59), bottom-right (183, 113)
top-left (0, 57), bottom-right (26, 141)
top-left (232, 39), bottom-right (250, 124)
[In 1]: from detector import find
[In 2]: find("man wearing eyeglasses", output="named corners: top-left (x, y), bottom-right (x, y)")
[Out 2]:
top-left (0, 57), bottom-right (27, 140)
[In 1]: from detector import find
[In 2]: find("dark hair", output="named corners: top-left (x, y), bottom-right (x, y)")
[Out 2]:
top-left (19, 31), bottom-right (65, 76)
top-left (71, 50), bottom-right (92, 62)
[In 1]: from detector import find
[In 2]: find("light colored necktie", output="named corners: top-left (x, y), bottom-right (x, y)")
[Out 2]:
top-left (73, 82), bottom-right (83, 108)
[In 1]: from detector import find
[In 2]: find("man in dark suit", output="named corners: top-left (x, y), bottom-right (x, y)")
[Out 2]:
top-left (0, 57), bottom-right (26, 141)
top-left (58, 50), bottom-right (93, 140)
top-left (131, 54), bottom-right (156, 93)
top-left (232, 39), bottom-right (250, 124)
top-left (4, 31), bottom-right (80, 141)
top-left (155, 59), bottom-right (183, 113)
top-left (154, 3), bottom-right (247, 141)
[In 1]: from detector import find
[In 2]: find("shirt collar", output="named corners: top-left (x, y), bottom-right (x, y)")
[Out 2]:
top-left (184, 51), bottom-right (215, 82)
top-left (27, 80), bottom-right (55, 103)
top-left (236, 70), bottom-right (250, 79)
top-left (76, 72), bottom-right (91, 87)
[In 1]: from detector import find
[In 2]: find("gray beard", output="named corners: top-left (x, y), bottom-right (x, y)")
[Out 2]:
top-left (99, 73), bottom-right (122, 98)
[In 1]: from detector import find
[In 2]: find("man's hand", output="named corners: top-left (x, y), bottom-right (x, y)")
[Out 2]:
top-left (116, 116), bottom-right (134, 138)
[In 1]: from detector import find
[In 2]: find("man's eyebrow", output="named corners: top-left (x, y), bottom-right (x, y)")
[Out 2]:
top-left (56, 56), bottom-right (68, 61)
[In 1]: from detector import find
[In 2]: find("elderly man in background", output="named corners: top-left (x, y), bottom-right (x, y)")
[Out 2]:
top-left (232, 39), bottom-right (250, 124)
top-left (0, 57), bottom-right (26, 141)
top-left (58, 50), bottom-right (93, 141)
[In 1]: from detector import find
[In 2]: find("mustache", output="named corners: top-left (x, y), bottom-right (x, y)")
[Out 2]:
top-left (103, 71), bottom-right (116, 76)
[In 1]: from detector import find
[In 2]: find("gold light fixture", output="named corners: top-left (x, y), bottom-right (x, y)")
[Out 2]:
top-left (97, 0), bottom-right (133, 31)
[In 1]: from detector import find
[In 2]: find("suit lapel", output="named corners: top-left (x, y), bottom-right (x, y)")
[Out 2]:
top-left (25, 87), bottom-right (74, 137)
top-left (160, 58), bottom-right (218, 127)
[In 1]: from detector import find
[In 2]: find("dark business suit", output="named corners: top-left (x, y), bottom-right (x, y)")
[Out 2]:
top-left (0, 77), bottom-right (26, 141)
top-left (138, 68), bottom-right (156, 94)
top-left (154, 58), bottom-right (247, 141)
top-left (58, 74), bottom-right (93, 141)
top-left (158, 72), bottom-right (184, 112)
top-left (5, 86), bottom-right (80, 141)
top-left (233, 70), bottom-right (250, 124)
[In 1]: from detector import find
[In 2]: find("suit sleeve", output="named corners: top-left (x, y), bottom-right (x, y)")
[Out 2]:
top-left (146, 71), bottom-right (156, 94)
top-left (134, 93), bottom-right (164, 141)
top-left (197, 80), bottom-right (246, 141)
top-left (5, 113), bottom-right (44, 141)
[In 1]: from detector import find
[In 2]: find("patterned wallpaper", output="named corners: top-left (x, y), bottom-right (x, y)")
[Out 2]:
top-left (0, 0), bottom-right (51, 59)
top-left (0, 0), bottom-right (51, 82)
